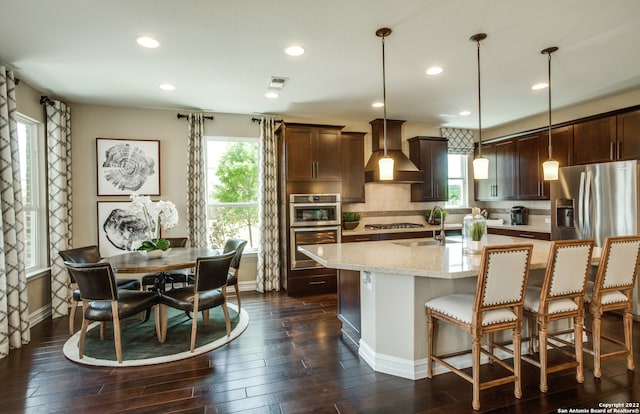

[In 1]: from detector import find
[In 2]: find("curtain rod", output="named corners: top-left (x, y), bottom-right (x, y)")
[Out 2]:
top-left (176, 113), bottom-right (214, 120)
top-left (40, 96), bottom-right (55, 106)
top-left (251, 117), bottom-right (283, 123)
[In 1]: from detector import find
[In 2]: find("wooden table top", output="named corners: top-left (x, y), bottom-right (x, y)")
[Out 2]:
top-left (103, 247), bottom-right (219, 273)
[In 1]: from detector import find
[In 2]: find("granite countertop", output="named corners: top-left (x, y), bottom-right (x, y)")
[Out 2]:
top-left (299, 234), bottom-right (599, 280)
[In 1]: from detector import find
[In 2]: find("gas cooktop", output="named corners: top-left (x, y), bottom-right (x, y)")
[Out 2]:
top-left (364, 223), bottom-right (425, 230)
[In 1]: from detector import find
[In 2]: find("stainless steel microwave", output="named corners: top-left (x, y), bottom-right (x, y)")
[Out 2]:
top-left (289, 194), bottom-right (341, 227)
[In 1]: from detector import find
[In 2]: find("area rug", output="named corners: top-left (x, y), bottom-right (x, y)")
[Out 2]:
top-left (63, 303), bottom-right (248, 367)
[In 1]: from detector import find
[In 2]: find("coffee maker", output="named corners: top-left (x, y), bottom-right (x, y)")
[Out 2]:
top-left (510, 206), bottom-right (527, 225)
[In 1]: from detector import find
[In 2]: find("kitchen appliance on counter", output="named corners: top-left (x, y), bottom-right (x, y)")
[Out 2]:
top-left (289, 194), bottom-right (341, 270)
top-left (550, 160), bottom-right (640, 317)
top-left (510, 206), bottom-right (528, 225)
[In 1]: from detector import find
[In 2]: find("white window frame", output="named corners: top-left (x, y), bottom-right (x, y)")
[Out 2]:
top-left (17, 113), bottom-right (48, 276)
top-left (205, 135), bottom-right (259, 253)
top-left (445, 153), bottom-right (469, 208)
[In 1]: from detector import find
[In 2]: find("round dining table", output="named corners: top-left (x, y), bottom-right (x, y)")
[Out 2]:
top-left (104, 247), bottom-right (220, 274)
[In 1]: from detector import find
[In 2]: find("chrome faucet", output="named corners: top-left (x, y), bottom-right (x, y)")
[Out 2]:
top-left (430, 205), bottom-right (446, 246)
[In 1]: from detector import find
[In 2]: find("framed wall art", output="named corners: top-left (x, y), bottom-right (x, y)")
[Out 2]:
top-left (97, 201), bottom-right (151, 257)
top-left (96, 138), bottom-right (160, 196)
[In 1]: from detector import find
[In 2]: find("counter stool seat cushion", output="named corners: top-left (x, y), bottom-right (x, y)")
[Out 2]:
top-left (524, 286), bottom-right (579, 314)
top-left (425, 294), bottom-right (518, 326)
top-left (584, 281), bottom-right (628, 305)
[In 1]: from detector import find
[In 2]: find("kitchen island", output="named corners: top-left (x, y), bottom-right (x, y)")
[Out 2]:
top-left (299, 234), bottom-right (599, 380)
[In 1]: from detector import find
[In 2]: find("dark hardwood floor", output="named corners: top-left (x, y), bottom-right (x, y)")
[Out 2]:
top-left (1, 291), bottom-right (639, 413)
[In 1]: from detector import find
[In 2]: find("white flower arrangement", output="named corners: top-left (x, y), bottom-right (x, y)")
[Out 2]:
top-left (128, 193), bottom-right (179, 251)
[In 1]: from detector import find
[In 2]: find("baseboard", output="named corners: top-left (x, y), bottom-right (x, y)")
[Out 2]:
top-left (29, 304), bottom-right (52, 327)
top-left (237, 280), bottom-right (257, 293)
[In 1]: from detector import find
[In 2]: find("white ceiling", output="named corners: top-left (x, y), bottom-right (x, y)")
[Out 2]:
top-left (2, 0), bottom-right (640, 129)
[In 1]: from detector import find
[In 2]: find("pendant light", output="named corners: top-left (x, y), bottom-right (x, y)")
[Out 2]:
top-left (470, 33), bottom-right (489, 180)
top-left (376, 27), bottom-right (394, 181)
top-left (542, 46), bottom-right (559, 181)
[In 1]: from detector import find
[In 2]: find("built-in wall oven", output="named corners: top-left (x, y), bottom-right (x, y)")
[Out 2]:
top-left (289, 194), bottom-right (341, 270)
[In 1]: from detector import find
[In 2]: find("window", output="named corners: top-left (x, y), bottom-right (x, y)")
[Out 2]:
top-left (206, 136), bottom-right (260, 251)
top-left (17, 115), bottom-right (47, 274)
top-left (446, 154), bottom-right (468, 208)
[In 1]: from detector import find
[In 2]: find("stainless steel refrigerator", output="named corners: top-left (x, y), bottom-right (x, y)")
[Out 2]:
top-left (550, 160), bottom-right (640, 315)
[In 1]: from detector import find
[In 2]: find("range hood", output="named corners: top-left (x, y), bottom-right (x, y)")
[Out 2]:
top-left (364, 118), bottom-right (423, 183)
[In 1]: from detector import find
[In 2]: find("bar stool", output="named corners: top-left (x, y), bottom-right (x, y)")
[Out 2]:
top-left (583, 235), bottom-right (640, 378)
top-left (425, 243), bottom-right (533, 411)
top-left (521, 239), bottom-right (594, 393)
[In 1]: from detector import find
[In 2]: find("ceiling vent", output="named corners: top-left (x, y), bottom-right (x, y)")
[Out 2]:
top-left (268, 76), bottom-right (289, 89)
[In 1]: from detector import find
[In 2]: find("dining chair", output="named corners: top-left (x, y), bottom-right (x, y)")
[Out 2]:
top-left (222, 238), bottom-right (248, 313)
top-left (583, 235), bottom-right (640, 378)
top-left (140, 237), bottom-right (190, 291)
top-left (59, 245), bottom-right (141, 335)
top-left (425, 243), bottom-right (533, 411)
top-left (158, 251), bottom-right (236, 352)
top-left (521, 239), bottom-right (594, 393)
top-left (63, 261), bottom-right (161, 364)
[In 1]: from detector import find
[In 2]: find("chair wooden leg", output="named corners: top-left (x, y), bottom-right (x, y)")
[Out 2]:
top-left (472, 335), bottom-right (481, 411)
top-left (79, 318), bottom-right (90, 360)
top-left (426, 311), bottom-right (434, 379)
top-left (69, 300), bottom-right (77, 336)
top-left (513, 328), bottom-right (522, 399)
top-left (527, 317), bottom-right (536, 355)
top-left (234, 283), bottom-right (241, 314)
top-left (158, 304), bottom-right (168, 343)
top-left (593, 312), bottom-right (602, 378)
top-left (111, 302), bottom-right (123, 364)
top-left (203, 309), bottom-right (210, 326)
top-left (539, 319), bottom-right (548, 393)
top-left (190, 295), bottom-right (200, 353)
top-left (488, 332), bottom-right (495, 365)
top-left (574, 316), bottom-right (584, 384)
top-left (222, 301), bottom-right (231, 337)
top-left (100, 322), bottom-right (105, 340)
top-left (624, 311), bottom-right (635, 371)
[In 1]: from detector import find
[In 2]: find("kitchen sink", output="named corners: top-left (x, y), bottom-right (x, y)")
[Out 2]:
top-left (392, 239), bottom-right (460, 247)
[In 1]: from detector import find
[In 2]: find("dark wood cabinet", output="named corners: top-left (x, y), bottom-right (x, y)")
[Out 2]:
top-left (338, 269), bottom-right (361, 347)
top-left (516, 126), bottom-right (573, 200)
top-left (573, 116), bottom-right (616, 165)
top-left (408, 136), bottom-right (448, 202)
top-left (280, 123), bottom-right (343, 181)
top-left (617, 109), bottom-right (640, 160)
top-left (475, 139), bottom-right (516, 201)
top-left (488, 227), bottom-right (550, 241)
top-left (340, 131), bottom-right (366, 203)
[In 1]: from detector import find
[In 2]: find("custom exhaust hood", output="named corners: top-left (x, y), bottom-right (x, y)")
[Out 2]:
top-left (364, 118), bottom-right (423, 183)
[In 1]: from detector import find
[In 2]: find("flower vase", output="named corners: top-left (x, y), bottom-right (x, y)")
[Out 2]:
top-left (139, 248), bottom-right (171, 259)
top-left (463, 213), bottom-right (487, 254)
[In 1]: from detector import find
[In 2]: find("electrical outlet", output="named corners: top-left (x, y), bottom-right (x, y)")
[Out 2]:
top-left (544, 217), bottom-right (551, 224)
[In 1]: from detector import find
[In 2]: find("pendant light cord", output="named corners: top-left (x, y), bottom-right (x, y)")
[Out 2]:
top-left (476, 38), bottom-right (482, 157)
top-left (547, 50), bottom-right (553, 159)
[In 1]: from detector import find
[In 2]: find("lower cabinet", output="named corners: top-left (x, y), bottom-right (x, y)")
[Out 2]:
top-left (338, 269), bottom-right (361, 347)
top-left (287, 268), bottom-right (337, 296)
top-left (488, 227), bottom-right (550, 241)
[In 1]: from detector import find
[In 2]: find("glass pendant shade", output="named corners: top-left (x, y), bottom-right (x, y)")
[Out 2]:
top-left (473, 156), bottom-right (489, 180)
top-left (379, 156), bottom-right (394, 180)
top-left (543, 159), bottom-right (559, 180)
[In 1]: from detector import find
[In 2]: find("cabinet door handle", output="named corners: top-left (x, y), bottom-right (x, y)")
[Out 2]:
top-left (519, 233), bottom-right (535, 238)
top-left (610, 142), bottom-right (614, 160)
top-left (309, 280), bottom-right (326, 285)
top-left (617, 141), bottom-right (621, 159)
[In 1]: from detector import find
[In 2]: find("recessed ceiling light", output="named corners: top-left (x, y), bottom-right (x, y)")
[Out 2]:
top-left (285, 46), bottom-right (305, 56)
top-left (459, 110), bottom-right (471, 116)
top-left (531, 82), bottom-right (548, 90)
top-left (136, 36), bottom-right (160, 48)
top-left (425, 66), bottom-right (443, 75)
top-left (159, 83), bottom-right (175, 91)
top-left (372, 102), bottom-right (384, 108)
top-left (265, 91), bottom-right (279, 99)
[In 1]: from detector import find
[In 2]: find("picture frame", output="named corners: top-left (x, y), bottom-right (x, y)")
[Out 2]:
top-left (96, 138), bottom-right (160, 196)
top-left (97, 201), bottom-right (151, 257)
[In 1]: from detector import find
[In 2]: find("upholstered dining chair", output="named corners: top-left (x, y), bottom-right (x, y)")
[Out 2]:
top-left (140, 237), bottom-right (190, 291)
top-left (222, 238), bottom-right (248, 313)
top-left (583, 235), bottom-right (640, 378)
top-left (521, 239), bottom-right (594, 393)
top-left (59, 245), bottom-right (141, 335)
top-left (63, 261), bottom-right (161, 364)
top-left (158, 251), bottom-right (236, 352)
top-left (425, 243), bottom-right (533, 411)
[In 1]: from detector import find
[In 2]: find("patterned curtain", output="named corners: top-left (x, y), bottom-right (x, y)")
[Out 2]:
top-left (0, 65), bottom-right (30, 359)
top-left (256, 117), bottom-right (280, 292)
top-left (46, 100), bottom-right (73, 319)
top-left (186, 113), bottom-right (208, 248)
top-left (441, 127), bottom-right (475, 155)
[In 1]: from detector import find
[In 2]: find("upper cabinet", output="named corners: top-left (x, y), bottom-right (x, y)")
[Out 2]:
top-left (341, 131), bottom-right (366, 203)
top-left (474, 139), bottom-right (516, 201)
top-left (617, 109), bottom-right (640, 160)
top-left (408, 136), bottom-right (448, 202)
top-left (279, 123), bottom-right (343, 181)
top-left (516, 126), bottom-right (573, 200)
top-left (573, 116), bottom-right (616, 165)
